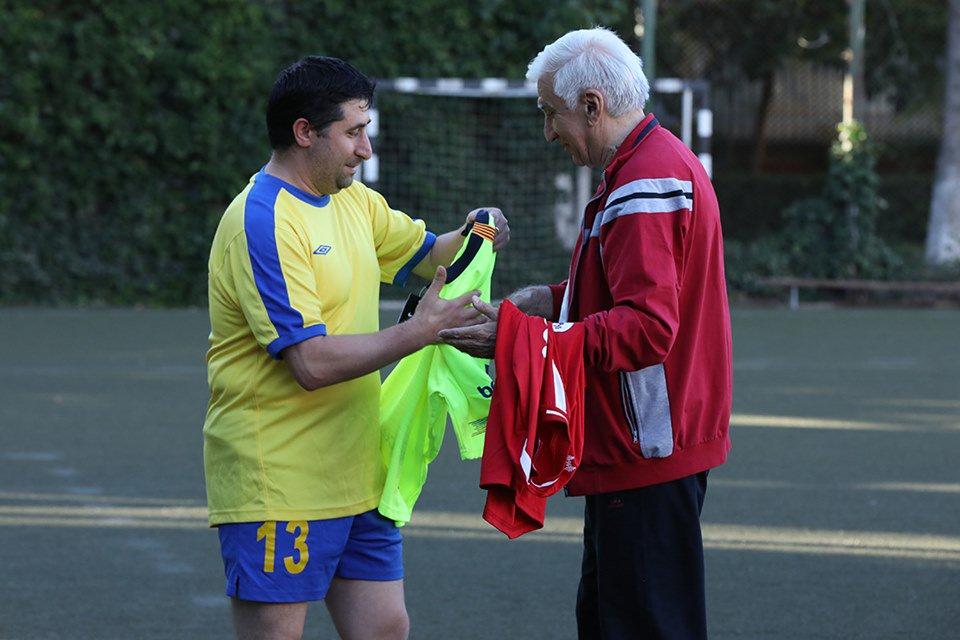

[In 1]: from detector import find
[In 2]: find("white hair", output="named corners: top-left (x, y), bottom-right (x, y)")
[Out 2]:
top-left (526, 27), bottom-right (649, 117)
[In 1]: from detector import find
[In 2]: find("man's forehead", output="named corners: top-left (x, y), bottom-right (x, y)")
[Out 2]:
top-left (536, 77), bottom-right (560, 108)
top-left (341, 98), bottom-right (370, 114)
top-left (537, 93), bottom-right (560, 111)
top-left (339, 99), bottom-right (371, 124)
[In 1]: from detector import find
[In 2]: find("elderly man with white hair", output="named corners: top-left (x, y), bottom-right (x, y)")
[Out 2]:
top-left (441, 27), bottom-right (732, 639)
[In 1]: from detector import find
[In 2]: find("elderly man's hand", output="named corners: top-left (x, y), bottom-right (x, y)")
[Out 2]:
top-left (438, 296), bottom-right (499, 358)
top-left (413, 267), bottom-right (485, 344)
top-left (465, 207), bottom-right (511, 252)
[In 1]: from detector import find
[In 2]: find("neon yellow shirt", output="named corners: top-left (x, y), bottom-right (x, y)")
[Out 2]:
top-left (378, 218), bottom-right (497, 526)
top-left (203, 169), bottom-right (433, 526)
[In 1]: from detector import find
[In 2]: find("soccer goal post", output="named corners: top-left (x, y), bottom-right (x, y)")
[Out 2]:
top-left (363, 78), bottom-right (712, 300)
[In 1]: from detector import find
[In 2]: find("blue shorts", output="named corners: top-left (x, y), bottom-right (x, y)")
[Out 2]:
top-left (218, 509), bottom-right (403, 603)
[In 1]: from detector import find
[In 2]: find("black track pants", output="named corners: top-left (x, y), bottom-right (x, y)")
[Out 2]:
top-left (576, 471), bottom-right (709, 640)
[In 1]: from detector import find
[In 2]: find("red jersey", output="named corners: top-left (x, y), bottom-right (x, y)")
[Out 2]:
top-left (480, 300), bottom-right (585, 539)
top-left (549, 113), bottom-right (733, 495)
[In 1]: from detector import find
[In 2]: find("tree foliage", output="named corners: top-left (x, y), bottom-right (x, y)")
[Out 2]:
top-left (659, 0), bottom-right (946, 107)
top-left (1, 1), bottom-right (277, 304)
top-left (658, 1), bottom-right (946, 171)
top-left (865, 0), bottom-right (947, 111)
top-left (658, 0), bottom-right (846, 81)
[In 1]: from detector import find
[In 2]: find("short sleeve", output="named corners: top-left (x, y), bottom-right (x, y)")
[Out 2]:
top-left (364, 186), bottom-right (436, 286)
top-left (232, 208), bottom-right (327, 359)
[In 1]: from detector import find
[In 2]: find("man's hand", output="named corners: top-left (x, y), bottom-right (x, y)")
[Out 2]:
top-left (507, 285), bottom-right (555, 320)
top-left (411, 266), bottom-right (485, 344)
top-left (465, 207), bottom-right (511, 252)
top-left (438, 296), bottom-right (499, 358)
top-left (283, 267), bottom-right (482, 390)
top-left (413, 207), bottom-right (510, 280)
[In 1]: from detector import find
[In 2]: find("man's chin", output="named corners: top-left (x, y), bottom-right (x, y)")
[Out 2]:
top-left (335, 175), bottom-right (355, 190)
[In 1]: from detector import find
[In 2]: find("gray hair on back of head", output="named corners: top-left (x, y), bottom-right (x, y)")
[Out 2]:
top-left (526, 27), bottom-right (649, 118)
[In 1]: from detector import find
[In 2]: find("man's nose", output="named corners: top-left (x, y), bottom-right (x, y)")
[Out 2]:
top-left (544, 121), bottom-right (557, 143)
top-left (356, 131), bottom-right (373, 159)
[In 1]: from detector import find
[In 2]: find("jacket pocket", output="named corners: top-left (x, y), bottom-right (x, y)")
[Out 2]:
top-left (619, 364), bottom-right (674, 458)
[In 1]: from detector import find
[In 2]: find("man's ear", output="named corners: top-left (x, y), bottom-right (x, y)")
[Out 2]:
top-left (582, 89), bottom-right (604, 126)
top-left (291, 118), bottom-right (314, 148)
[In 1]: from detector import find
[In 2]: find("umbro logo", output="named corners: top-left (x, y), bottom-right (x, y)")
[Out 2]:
top-left (313, 245), bottom-right (332, 255)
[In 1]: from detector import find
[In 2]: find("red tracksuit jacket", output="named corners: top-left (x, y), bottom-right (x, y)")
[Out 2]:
top-left (480, 300), bottom-right (586, 539)
top-left (548, 113), bottom-right (733, 495)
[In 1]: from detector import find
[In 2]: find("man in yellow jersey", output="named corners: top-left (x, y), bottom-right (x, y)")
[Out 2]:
top-left (203, 56), bottom-right (509, 640)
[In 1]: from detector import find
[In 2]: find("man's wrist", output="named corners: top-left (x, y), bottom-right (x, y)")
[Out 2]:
top-left (508, 285), bottom-right (553, 318)
top-left (397, 311), bottom-right (431, 350)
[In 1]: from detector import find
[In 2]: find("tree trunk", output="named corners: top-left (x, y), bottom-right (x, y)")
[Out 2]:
top-left (926, 0), bottom-right (960, 265)
top-left (751, 70), bottom-right (775, 173)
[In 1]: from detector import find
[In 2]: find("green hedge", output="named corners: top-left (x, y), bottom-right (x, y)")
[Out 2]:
top-left (715, 171), bottom-right (932, 244)
top-left (715, 173), bottom-right (821, 241)
top-left (1, 0), bottom-right (632, 305)
top-left (1, 1), bottom-right (276, 304)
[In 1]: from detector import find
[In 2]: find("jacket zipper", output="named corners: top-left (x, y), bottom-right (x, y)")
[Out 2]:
top-left (565, 175), bottom-right (609, 320)
top-left (619, 373), bottom-right (641, 445)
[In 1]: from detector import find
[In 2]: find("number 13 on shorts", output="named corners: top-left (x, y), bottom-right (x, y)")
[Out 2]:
top-left (257, 521), bottom-right (310, 574)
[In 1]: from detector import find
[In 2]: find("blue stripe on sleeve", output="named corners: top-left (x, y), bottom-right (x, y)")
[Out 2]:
top-left (392, 231), bottom-right (437, 287)
top-left (267, 324), bottom-right (327, 359)
top-left (244, 177), bottom-right (312, 355)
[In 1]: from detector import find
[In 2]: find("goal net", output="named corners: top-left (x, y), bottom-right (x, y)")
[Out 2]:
top-left (365, 78), bottom-right (711, 301)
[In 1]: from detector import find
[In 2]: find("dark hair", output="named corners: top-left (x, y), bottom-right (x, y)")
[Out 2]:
top-left (266, 56), bottom-right (376, 151)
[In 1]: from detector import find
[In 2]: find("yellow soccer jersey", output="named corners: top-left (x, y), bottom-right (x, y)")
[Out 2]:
top-left (203, 169), bottom-right (434, 526)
